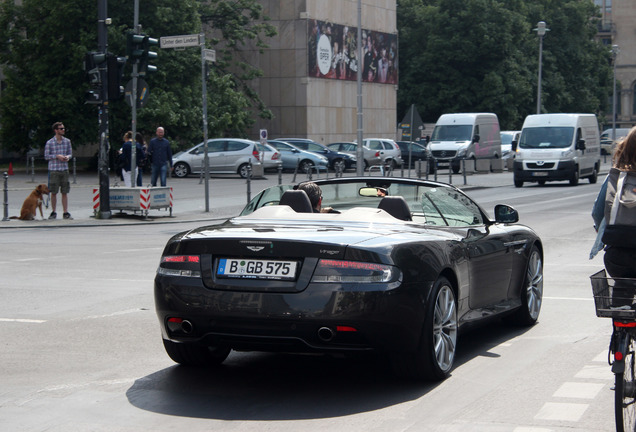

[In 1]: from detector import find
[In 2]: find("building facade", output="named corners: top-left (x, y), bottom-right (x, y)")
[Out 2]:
top-left (248, 0), bottom-right (397, 144)
top-left (595, 0), bottom-right (636, 129)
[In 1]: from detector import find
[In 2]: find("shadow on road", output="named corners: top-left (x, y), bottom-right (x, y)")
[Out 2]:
top-left (126, 320), bottom-right (532, 420)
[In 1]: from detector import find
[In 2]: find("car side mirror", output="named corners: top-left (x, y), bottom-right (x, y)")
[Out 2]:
top-left (576, 139), bottom-right (586, 151)
top-left (473, 134), bottom-right (480, 143)
top-left (494, 204), bottom-right (519, 223)
top-left (511, 140), bottom-right (518, 151)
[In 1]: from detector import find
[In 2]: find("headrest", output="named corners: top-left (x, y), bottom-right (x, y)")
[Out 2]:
top-left (279, 190), bottom-right (313, 213)
top-left (377, 196), bottom-right (412, 221)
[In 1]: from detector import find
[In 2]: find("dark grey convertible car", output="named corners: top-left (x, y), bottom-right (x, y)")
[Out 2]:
top-left (155, 177), bottom-right (543, 381)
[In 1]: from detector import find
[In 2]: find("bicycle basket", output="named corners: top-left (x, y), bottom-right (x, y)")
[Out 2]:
top-left (590, 269), bottom-right (636, 319)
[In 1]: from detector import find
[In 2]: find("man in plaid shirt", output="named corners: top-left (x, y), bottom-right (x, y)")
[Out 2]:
top-left (44, 122), bottom-right (72, 220)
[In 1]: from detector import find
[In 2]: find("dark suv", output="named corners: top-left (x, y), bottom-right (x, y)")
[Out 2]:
top-left (277, 138), bottom-right (356, 172)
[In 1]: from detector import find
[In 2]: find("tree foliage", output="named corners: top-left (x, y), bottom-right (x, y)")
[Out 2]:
top-left (397, 0), bottom-right (613, 130)
top-left (0, 0), bottom-right (276, 155)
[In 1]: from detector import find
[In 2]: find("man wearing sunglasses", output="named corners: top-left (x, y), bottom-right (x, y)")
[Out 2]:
top-left (44, 122), bottom-right (72, 220)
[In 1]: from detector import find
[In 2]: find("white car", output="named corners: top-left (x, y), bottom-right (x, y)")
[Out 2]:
top-left (500, 131), bottom-right (521, 159)
top-left (361, 138), bottom-right (404, 168)
top-left (255, 142), bottom-right (283, 171)
top-left (172, 138), bottom-right (262, 179)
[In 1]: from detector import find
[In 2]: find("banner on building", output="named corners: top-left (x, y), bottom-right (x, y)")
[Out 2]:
top-left (307, 19), bottom-right (398, 84)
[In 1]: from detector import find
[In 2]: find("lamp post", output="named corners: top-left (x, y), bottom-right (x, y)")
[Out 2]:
top-left (534, 21), bottom-right (550, 114)
top-left (612, 44), bottom-right (620, 142)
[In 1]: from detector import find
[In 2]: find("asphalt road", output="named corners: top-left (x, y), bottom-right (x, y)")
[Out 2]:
top-left (0, 166), bottom-right (618, 431)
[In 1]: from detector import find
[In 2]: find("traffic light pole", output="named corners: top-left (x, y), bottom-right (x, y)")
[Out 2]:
top-left (130, 0), bottom-right (140, 188)
top-left (97, 0), bottom-right (111, 218)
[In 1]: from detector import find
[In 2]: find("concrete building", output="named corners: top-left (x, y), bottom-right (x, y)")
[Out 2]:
top-left (595, 0), bottom-right (636, 129)
top-left (248, 0), bottom-right (398, 144)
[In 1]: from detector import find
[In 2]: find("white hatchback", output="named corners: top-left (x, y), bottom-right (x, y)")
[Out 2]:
top-left (172, 138), bottom-right (262, 178)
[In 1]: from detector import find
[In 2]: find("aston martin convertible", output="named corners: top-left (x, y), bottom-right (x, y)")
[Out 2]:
top-left (155, 177), bottom-right (543, 381)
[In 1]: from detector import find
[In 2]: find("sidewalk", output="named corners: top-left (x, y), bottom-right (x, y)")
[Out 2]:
top-left (0, 160), bottom-right (611, 229)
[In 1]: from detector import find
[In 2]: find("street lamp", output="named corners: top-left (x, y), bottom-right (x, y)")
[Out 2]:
top-left (534, 21), bottom-right (550, 114)
top-left (612, 44), bottom-right (620, 142)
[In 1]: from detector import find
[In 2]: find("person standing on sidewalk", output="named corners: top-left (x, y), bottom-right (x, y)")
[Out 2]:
top-left (44, 121), bottom-right (72, 219)
top-left (148, 126), bottom-right (172, 187)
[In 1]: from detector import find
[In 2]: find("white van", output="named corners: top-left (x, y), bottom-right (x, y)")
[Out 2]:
top-left (428, 113), bottom-right (501, 173)
top-left (513, 114), bottom-right (600, 187)
top-left (600, 127), bottom-right (631, 155)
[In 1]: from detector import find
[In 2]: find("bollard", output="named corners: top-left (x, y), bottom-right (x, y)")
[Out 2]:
top-left (462, 159), bottom-right (467, 185)
top-left (72, 157), bottom-right (77, 184)
top-left (246, 163), bottom-right (252, 203)
top-left (277, 163), bottom-right (282, 185)
top-left (2, 172), bottom-right (9, 221)
top-left (31, 157), bottom-right (35, 183)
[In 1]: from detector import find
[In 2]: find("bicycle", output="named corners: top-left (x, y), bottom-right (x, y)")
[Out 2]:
top-left (591, 269), bottom-right (636, 432)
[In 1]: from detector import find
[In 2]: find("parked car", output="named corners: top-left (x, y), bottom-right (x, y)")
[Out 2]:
top-left (396, 141), bottom-right (430, 167)
top-left (172, 138), bottom-right (261, 179)
top-left (155, 176), bottom-right (543, 381)
top-left (277, 138), bottom-right (356, 172)
top-left (500, 131), bottom-right (521, 159)
top-left (600, 128), bottom-right (631, 155)
top-left (255, 142), bottom-right (282, 171)
top-left (361, 138), bottom-right (403, 168)
top-left (327, 142), bottom-right (382, 169)
top-left (268, 140), bottom-right (329, 173)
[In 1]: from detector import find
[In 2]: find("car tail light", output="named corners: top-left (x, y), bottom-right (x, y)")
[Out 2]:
top-left (157, 255), bottom-right (201, 277)
top-left (253, 149), bottom-right (261, 161)
top-left (311, 259), bottom-right (401, 285)
top-left (374, 151), bottom-right (380, 157)
top-left (272, 152), bottom-right (280, 160)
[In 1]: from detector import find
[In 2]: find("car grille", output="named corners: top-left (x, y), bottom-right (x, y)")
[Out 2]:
top-left (526, 162), bottom-right (556, 169)
top-left (431, 150), bottom-right (457, 159)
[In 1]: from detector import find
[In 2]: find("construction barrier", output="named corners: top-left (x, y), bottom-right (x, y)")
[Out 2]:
top-left (92, 186), bottom-right (173, 218)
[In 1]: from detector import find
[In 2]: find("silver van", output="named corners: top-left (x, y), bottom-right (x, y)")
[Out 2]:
top-left (428, 113), bottom-right (502, 173)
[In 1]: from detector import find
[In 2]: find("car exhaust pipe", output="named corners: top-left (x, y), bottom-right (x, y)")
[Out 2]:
top-left (181, 320), bottom-right (194, 334)
top-left (318, 326), bottom-right (335, 342)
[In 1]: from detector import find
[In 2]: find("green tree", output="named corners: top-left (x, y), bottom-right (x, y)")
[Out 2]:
top-left (0, 0), bottom-right (276, 155)
top-left (397, 0), bottom-right (613, 130)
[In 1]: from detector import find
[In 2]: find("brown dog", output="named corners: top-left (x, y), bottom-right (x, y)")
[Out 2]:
top-left (10, 184), bottom-right (50, 220)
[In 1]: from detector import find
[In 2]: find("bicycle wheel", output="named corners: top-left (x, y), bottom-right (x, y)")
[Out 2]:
top-left (615, 335), bottom-right (636, 432)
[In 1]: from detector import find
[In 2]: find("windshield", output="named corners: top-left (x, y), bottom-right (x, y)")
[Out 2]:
top-left (519, 127), bottom-right (574, 149)
top-left (500, 133), bottom-right (514, 145)
top-left (431, 125), bottom-right (473, 141)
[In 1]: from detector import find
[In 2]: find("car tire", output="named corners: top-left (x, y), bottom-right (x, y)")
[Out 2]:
top-left (332, 158), bottom-right (346, 173)
top-left (514, 178), bottom-right (524, 188)
top-left (238, 163), bottom-right (250, 179)
top-left (162, 339), bottom-right (231, 367)
top-left (569, 169), bottom-right (579, 186)
top-left (451, 163), bottom-right (461, 174)
top-left (504, 245), bottom-right (543, 326)
top-left (391, 276), bottom-right (457, 381)
top-left (537, 180), bottom-right (546, 186)
top-left (588, 167), bottom-right (598, 184)
top-left (173, 162), bottom-right (190, 178)
top-left (299, 159), bottom-right (314, 174)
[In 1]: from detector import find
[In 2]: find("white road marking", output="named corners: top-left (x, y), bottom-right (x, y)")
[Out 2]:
top-left (0, 318), bottom-right (46, 323)
top-left (553, 382), bottom-right (605, 399)
top-left (535, 402), bottom-right (588, 421)
top-left (575, 364), bottom-right (613, 380)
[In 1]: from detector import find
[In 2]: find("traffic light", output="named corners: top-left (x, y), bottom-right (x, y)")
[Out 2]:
top-left (84, 51), bottom-right (106, 104)
top-left (139, 36), bottom-right (159, 76)
top-left (107, 54), bottom-right (126, 100)
top-left (84, 51), bottom-right (106, 85)
top-left (126, 33), bottom-right (145, 60)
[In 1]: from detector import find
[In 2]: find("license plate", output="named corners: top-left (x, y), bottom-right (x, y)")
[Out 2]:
top-left (532, 171), bottom-right (548, 177)
top-left (217, 258), bottom-right (298, 280)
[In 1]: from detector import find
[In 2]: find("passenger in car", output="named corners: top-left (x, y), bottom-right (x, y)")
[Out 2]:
top-left (297, 181), bottom-right (338, 213)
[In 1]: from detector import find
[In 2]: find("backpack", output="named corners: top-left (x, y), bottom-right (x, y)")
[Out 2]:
top-left (602, 167), bottom-right (636, 248)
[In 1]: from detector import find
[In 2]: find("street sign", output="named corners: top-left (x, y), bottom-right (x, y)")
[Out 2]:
top-left (259, 129), bottom-right (267, 145)
top-left (160, 34), bottom-right (200, 49)
top-left (124, 78), bottom-right (149, 109)
top-left (204, 49), bottom-right (216, 63)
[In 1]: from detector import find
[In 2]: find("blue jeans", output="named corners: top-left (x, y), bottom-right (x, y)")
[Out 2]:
top-left (151, 164), bottom-right (168, 187)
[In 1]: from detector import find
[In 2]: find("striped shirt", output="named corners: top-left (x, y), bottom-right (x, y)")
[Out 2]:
top-left (44, 136), bottom-right (72, 171)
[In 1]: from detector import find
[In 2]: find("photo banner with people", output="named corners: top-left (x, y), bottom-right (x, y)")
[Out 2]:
top-left (307, 19), bottom-right (398, 84)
